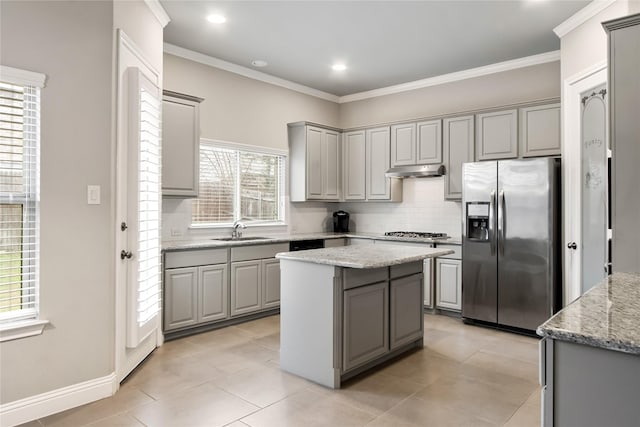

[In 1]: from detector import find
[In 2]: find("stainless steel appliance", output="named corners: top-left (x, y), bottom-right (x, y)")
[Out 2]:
top-left (462, 158), bottom-right (561, 332)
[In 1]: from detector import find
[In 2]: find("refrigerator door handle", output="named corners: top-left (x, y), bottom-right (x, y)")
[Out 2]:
top-left (498, 190), bottom-right (505, 256)
top-left (489, 190), bottom-right (496, 255)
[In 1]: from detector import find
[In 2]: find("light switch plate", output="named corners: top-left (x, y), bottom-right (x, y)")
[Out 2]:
top-left (88, 185), bottom-right (101, 205)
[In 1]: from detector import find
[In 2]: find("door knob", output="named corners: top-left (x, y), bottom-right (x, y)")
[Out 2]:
top-left (121, 250), bottom-right (133, 260)
top-left (567, 242), bottom-right (577, 250)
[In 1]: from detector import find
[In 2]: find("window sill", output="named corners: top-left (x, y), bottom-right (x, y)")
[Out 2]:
top-left (0, 319), bottom-right (49, 342)
top-left (189, 222), bottom-right (287, 230)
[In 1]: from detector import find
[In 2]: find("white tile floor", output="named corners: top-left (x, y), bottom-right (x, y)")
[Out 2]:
top-left (24, 314), bottom-right (541, 427)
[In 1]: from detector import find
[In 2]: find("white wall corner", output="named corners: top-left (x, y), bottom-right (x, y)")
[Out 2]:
top-left (0, 373), bottom-right (117, 427)
top-left (144, 0), bottom-right (171, 28)
top-left (553, 0), bottom-right (617, 38)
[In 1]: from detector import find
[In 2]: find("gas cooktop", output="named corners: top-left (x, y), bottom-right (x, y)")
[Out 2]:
top-left (384, 231), bottom-right (449, 239)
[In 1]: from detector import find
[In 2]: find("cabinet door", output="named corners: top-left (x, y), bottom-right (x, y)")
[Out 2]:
top-left (199, 264), bottom-right (228, 323)
top-left (162, 93), bottom-right (201, 197)
top-left (520, 104), bottom-right (561, 157)
top-left (230, 260), bottom-right (262, 317)
top-left (323, 130), bottom-right (340, 200)
top-left (423, 258), bottom-right (433, 308)
top-left (343, 130), bottom-right (366, 200)
top-left (476, 109), bottom-right (518, 160)
top-left (390, 274), bottom-right (423, 350)
top-left (390, 123), bottom-right (416, 166)
top-left (343, 281), bottom-right (389, 372)
top-left (306, 126), bottom-right (324, 199)
top-left (436, 259), bottom-right (462, 311)
top-left (417, 119), bottom-right (442, 164)
top-left (262, 258), bottom-right (281, 309)
top-left (443, 116), bottom-right (474, 200)
top-left (164, 267), bottom-right (198, 331)
top-left (366, 126), bottom-right (391, 200)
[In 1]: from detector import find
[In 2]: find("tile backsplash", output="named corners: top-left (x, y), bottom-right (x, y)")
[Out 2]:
top-left (161, 177), bottom-right (462, 241)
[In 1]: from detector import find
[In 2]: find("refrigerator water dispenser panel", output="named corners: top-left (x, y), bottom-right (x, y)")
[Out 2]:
top-left (466, 202), bottom-right (490, 241)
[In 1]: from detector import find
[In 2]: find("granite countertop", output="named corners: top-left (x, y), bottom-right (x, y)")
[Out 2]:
top-left (163, 232), bottom-right (460, 251)
top-left (537, 272), bottom-right (640, 355)
top-left (275, 245), bottom-right (454, 269)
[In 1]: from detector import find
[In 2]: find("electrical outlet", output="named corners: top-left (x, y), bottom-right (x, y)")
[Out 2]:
top-left (87, 185), bottom-right (101, 205)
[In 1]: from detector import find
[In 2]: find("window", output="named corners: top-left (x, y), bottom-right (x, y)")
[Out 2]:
top-left (192, 140), bottom-right (285, 226)
top-left (0, 66), bottom-right (45, 324)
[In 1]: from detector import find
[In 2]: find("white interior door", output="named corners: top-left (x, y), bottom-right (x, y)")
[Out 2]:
top-left (562, 64), bottom-right (607, 304)
top-left (115, 31), bottom-right (162, 381)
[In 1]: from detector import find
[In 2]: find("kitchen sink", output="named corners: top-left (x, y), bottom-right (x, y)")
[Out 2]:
top-left (211, 236), bottom-right (271, 241)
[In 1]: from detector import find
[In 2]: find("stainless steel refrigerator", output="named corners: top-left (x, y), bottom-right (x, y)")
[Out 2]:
top-left (461, 158), bottom-right (561, 332)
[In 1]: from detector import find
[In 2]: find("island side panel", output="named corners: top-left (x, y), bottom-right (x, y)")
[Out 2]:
top-left (280, 259), bottom-right (341, 388)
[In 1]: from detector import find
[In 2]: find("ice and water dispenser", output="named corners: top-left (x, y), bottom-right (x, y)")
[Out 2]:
top-left (466, 202), bottom-right (490, 241)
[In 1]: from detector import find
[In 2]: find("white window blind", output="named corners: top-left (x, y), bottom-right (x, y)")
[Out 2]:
top-left (126, 68), bottom-right (161, 347)
top-left (0, 67), bottom-right (42, 323)
top-left (193, 141), bottom-right (285, 226)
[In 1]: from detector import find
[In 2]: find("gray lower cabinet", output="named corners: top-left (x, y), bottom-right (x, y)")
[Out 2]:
top-left (343, 281), bottom-right (389, 372)
top-left (230, 260), bottom-right (262, 316)
top-left (262, 258), bottom-right (281, 309)
top-left (520, 103), bottom-right (561, 157)
top-left (435, 258), bottom-right (462, 311)
top-left (443, 115), bottom-right (475, 200)
top-left (390, 273), bottom-right (424, 350)
top-left (164, 263), bottom-right (228, 331)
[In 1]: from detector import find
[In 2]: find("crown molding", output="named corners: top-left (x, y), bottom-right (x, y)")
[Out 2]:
top-left (144, 0), bottom-right (171, 28)
top-left (553, 0), bottom-right (617, 38)
top-left (338, 51), bottom-right (560, 104)
top-left (164, 43), bottom-right (340, 103)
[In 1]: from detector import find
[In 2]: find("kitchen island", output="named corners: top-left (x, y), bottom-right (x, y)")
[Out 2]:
top-left (276, 244), bottom-right (453, 388)
top-left (537, 272), bottom-right (640, 427)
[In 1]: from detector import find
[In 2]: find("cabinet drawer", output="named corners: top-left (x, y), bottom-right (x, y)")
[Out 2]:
top-left (390, 261), bottom-right (423, 279)
top-left (231, 243), bottom-right (290, 262)
top-left (165, 248), bottom-right (228, 269)
top-left (343, 267), bottom-right (388, 290)
top-left (435, 244), bottom-right (461, 259)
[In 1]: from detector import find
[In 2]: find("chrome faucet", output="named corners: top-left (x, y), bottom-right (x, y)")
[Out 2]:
top-left (231, 220), bottom-right (247, 239)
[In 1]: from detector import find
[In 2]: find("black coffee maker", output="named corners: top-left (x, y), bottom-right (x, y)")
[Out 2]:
top-left (333, 210), bottom-right (350, 232)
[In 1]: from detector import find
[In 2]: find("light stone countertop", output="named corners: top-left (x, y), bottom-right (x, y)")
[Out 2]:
top-left (537, 272), bottom-right (640, 355)
top-left (162, 232), bottom-right (460, 251)
top-left (275, 245), bottom-right (454, 269)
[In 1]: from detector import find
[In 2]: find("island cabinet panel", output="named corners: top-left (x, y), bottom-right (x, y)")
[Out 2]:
top-left (164, 267), bottom-right (198, 330)
top-left (475, 109), bottom-right (518, 160)
top-left (390, 273), bottom-right (424, 350)
top-left (343, 281), bottom-right (389, 372)
top-left (230, 260), bottom-right (262, 316)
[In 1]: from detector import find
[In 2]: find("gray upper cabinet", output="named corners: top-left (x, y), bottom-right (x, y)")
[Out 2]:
top-left (604, 14), bottom-right (640, 273)
top-left (443, 115), bottom-right (475, 200)
top-left (476, 109), bottom-right (518, 160)
top-left (390, 120), bottom-right (442, 167)
top-left (343, 130), bottom-right (366, 200)
top-left (289, 123), bottom-right (341, 202)
top-left (417, 119), bottom-right (443, 164)
top-left (520, 103), bottom-right (561, 157)
top-left (390, 123), bottom-right (417, 166)
top-left (161, 90), bottom-right (203, 198)
top-left (366, 126), bottom-right (397, 200)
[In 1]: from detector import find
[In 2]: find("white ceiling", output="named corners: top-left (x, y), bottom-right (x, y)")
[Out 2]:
top-left (160, 1), bottom-right (589, 97)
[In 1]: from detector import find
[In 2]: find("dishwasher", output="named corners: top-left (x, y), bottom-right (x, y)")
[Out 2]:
top-left (289, 239), bottom-right (324, 251)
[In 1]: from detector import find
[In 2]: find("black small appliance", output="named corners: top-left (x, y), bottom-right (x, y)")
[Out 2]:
top-left (333, 210), bottom-right (350, 232)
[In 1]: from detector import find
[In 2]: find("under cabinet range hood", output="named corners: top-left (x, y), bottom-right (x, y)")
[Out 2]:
top-left (385, 164), bottom-right (445, 178)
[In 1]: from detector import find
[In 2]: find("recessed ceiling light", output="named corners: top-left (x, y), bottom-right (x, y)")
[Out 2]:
top-left (206, 14), bottom-right (226, 24)
top-left (251, 60), bottom-right (268, 67)
top-left (332, 64), bottom-right (347, 72)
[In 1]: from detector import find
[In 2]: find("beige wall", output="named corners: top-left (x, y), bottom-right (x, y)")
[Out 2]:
top-left (338, 61), bottom-right (560, 129)
top-left (163, 54), bottom-right (340, 151)
top-left (560, 0), bottom-right (632, 81)
top-left (0, 0), bottom-right (114, 403)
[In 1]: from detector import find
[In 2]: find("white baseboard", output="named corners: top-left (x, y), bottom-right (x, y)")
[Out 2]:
top-left (0, 373), bottom-right (117, 427)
